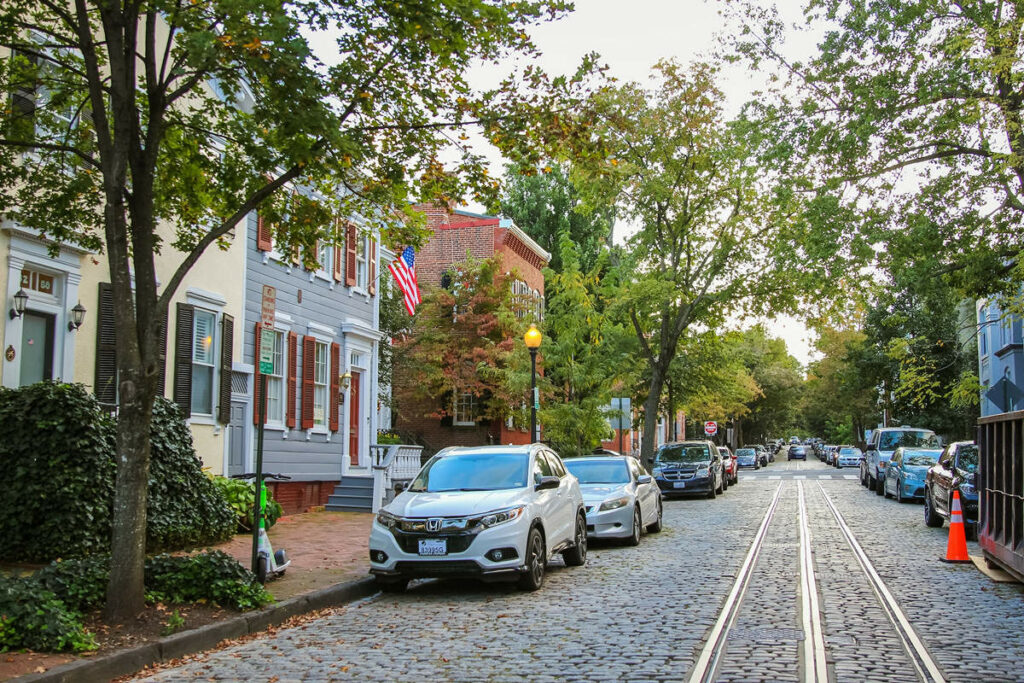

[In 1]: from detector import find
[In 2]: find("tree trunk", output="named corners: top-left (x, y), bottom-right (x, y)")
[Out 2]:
top-left (640, 366), bottom-right (666, 469)
top-left (104, 393), bottom-right (155, 620)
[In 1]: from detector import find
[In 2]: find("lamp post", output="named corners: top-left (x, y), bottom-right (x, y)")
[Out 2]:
top-left (524, 324), bottom-right (542, 443)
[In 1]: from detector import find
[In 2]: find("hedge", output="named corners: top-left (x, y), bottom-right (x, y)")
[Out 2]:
top-left (0, 382), bottom-right (235, 562)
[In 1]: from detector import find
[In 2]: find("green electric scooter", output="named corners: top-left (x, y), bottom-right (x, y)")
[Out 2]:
top-left (231, 472), bottom-right (291, 584)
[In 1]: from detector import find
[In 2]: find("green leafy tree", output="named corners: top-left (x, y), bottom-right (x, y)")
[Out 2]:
top-left (579, 61), bottom-right (801, 463)
top-left (500, 161), bottom-right (615, 273)
top-left (0, 0), bottom-right (595, 620)
top-left (734, 0), bottom-right (1024, 300)
top-left (537, 234), bottom-right (627, 457)
top-left (731, 326), bottom-right (804, 444)
top-left (801, 327), bottom-right (878, 444)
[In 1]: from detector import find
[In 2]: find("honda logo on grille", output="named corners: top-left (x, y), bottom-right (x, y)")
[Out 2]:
top-left (427, 518), bottom-right (442, 532)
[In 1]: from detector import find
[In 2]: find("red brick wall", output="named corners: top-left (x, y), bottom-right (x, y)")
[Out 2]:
top-left (601, 430), bottom-right (634, 455)
top-left (416, 224), bottom-right (496, 287)
top-left (266, 480), bottom-right (337, 516)
top-left (395, 395), bottom-right (500, 454)
top-left (500, 424), bottom-right (532, 445)
top-left (495, 230), bottom-right (545, 294)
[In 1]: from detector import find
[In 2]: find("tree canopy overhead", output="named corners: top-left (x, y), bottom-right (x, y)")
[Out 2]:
top-left (735, 0), bottom-right (1024, 301)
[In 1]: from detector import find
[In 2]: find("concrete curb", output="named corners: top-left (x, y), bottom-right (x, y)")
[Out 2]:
top-left (13, 576), bottom-right (378, 683)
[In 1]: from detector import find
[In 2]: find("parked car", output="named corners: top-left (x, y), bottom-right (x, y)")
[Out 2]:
top-left (862, 426), bottom-right (939, 496)
top-left (369, 445), bottom-right (587, 593)
top-left (752, 444), bottom-right (771, 466)
top-left (836, 446), bottom-right (862, 468)
top-left (884, 447), bottom-right (942, 502)
top-left (651, 441), bottom-right (725, 499)
top-left (735, 447), bottom-right (761, 470)
top-left (718, 446), bottom-right (738, 486)
top-left (924, 441), bottom-right (979, 536)
top-left (788, 445), bottom-right (807, 460)
top-left (563, 454), bottom-right (662, 546)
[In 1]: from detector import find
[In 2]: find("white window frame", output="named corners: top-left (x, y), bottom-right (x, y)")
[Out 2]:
top-left (264, 328), bottom-right (287, 427)
top-left (190, 308), bottom-right (218, 418)
top-left (313, 339), bottom-right (329, 429)
top-left (453, 392), bottom-right (476, 426)
top-left (355, 233), bottom-right (369, 290)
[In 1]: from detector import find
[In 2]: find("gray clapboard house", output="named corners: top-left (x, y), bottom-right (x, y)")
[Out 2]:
top-left (229, 210), bottom-right (386, 513)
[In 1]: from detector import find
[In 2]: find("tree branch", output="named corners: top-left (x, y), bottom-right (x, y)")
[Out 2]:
top-left (0, 138), bottom-right (100, 169)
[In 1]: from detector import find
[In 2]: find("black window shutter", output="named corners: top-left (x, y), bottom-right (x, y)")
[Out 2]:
top-left (217, 314), bottom-right (234, 424)
top-left (156, 310), bottom-right (168, 397)
top-left (94, 283), bottom-right (117, 409)
top-left (173, 303), bottom-right (195, 416)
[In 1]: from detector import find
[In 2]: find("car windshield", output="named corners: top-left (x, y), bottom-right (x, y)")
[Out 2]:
top-left (904, 450), bottom-right (942, 467)
top-left (736, 449), bottom-right (756, 456)
top-left (656, 445), bottom-right (710, 463)
top-left (879, 430), bottom-right (938, 450)
top-left (407, 452), bottom-right (529, 492)
top-left (564, 459), bottom-right (630, 484)
top-left (839, 448), bottom-right (861, 456)
top-left (957, 445), bottom-right (978, 472)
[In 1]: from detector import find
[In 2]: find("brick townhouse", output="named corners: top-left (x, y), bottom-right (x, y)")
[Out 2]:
top-left (397, 205), bottom-right (550, 453)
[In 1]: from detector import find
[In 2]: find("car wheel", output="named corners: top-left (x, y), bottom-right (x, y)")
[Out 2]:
top-left (626, 506), bottom-right (642, 547)
top-left (896, 481), bottom-right (904, 503)
top-left (884, 481), bottom-right (892, 499)
top-left (562, 513), bottom-right (588, 566)
top-left (375, 576), bottom-right (409, 593)
top-left (518, 528), bottom-right (546, 591)
top-left (648, 499), bottom-right (663, 533)
top-left (860, 469), bottom-right (867, 487)
top-left (707, 481), bottom-right (717, 499)
top-left (722, 475), bottom-right (728, 492)
top-left (924, 489), bottom-right (944, 527)
top-left (875, 475), bottom-right (885, 496)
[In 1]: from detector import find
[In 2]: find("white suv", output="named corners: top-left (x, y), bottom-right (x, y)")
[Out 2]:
top-left (369, 445), bottom-right (587, 592)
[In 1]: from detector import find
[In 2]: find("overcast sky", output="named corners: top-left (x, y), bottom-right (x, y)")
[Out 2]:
top-left (472, 0), bottom-right (821, 367)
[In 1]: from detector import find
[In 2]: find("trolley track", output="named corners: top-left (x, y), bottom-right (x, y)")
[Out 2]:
top-left (689, 479), bottom-right (948, 683)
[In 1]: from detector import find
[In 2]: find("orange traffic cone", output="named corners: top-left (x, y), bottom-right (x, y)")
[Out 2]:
top-left (940, 490), bottom-right (971, 564)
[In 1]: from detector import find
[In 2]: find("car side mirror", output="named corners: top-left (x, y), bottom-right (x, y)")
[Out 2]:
top-left (637, 474), bottom-right (653, 485)
top-left (535, 475), bottom-right (560, 491)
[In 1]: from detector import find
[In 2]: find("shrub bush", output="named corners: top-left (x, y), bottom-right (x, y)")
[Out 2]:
top-left (0, 551), bottom-right (270, 652)
top-left (0, 383), bottom-right (235, 562)
top-left (209, 476), bottom-right (283, 532)
top-left (0, 576), bottom-right (97, 653)
top-left (145, 551), bottom-right (272, 610)
top-left (0, 382), bottom-right (116, 561)
top-left (146, 399), bottom-right (236, 551)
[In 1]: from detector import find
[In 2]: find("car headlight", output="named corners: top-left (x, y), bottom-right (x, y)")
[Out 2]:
top-left (695, 466), bottom-right (709, 477)
top-left (472, 506), bottom-right (525, 529)
top-left (599, 496), bottom-right (630, 512)
top-left (376, 510), bottom-right (398, 529)
top-left (652, 467), bottom-right (663, 477)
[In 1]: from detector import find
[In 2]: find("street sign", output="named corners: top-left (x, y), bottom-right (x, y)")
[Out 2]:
top-left (260, 285), bottom-right (276, 328)
top-left (259, 329), bottom-right (276, 375)
top-left (704, 420), bottom-right (718, 436)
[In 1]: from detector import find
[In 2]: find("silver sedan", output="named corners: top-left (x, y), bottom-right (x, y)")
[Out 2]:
top-left (564, 455), bottom-right (663, 546)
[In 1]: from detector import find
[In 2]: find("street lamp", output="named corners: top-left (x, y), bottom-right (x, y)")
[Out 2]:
top-left (524, 324), bottom-right (542, 443)
top-left (8, 289), bottom-right (27, 320)
top-left (68, 302), bottom-right (87, 331)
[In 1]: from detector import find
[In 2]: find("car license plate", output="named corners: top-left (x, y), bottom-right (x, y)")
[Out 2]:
top-left (673, 481), bottom-right (686, 489)
top-left (418, 539), bottom-right (447, 556)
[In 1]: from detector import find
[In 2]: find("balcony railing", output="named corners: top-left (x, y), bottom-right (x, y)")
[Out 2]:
top-left (369, 443), bottom-right (424, 513)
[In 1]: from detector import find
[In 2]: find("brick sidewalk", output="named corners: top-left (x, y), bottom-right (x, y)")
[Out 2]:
top-left (216, 509), bottom-right (373, 602)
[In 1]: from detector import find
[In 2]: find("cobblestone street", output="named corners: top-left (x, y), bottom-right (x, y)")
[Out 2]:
top-left (137, 459), bottom-right (1024, 682)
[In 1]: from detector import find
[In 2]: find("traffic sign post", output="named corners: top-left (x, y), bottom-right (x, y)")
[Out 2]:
top-left (252, 285), bottom-right (276, 575)
top-left (704, 421), bottom-right (718, 437)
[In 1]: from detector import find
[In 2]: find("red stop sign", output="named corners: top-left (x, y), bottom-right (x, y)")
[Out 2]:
top-left (704, 421), bottom-right (718, 436)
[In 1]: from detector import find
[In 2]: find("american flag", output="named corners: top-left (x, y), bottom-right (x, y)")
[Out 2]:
top-left (388, 246), bottom-right (421, 316)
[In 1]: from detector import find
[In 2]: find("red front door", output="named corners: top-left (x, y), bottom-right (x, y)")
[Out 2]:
top-left (348, 371), bottom-right (361, 465)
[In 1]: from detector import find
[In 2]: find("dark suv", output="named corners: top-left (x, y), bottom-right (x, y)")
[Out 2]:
top-left (788, 445), bottom-right (807, 461)
top-left (924, 441), bottom-right (979, 536)
top-left (651, 441), bottom-right (724, 499)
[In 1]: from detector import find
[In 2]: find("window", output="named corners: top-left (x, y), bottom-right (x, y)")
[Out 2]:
top-left (356, 235), bottom-right (368, 289)
top-left (453, 392), bottom-right (475, 426)
top-left (317, 240), bottom-right (332, 275)
top-left (533, 452), bottom-right (554, 482)
top-left (191, 310), bottom-right (217, 415)
top-left (313, 341), bottom-right (329, 427)
top-left (264, 329), bottom-right (286, 424)
top-left (980, 329), bottom-right (987, 355)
